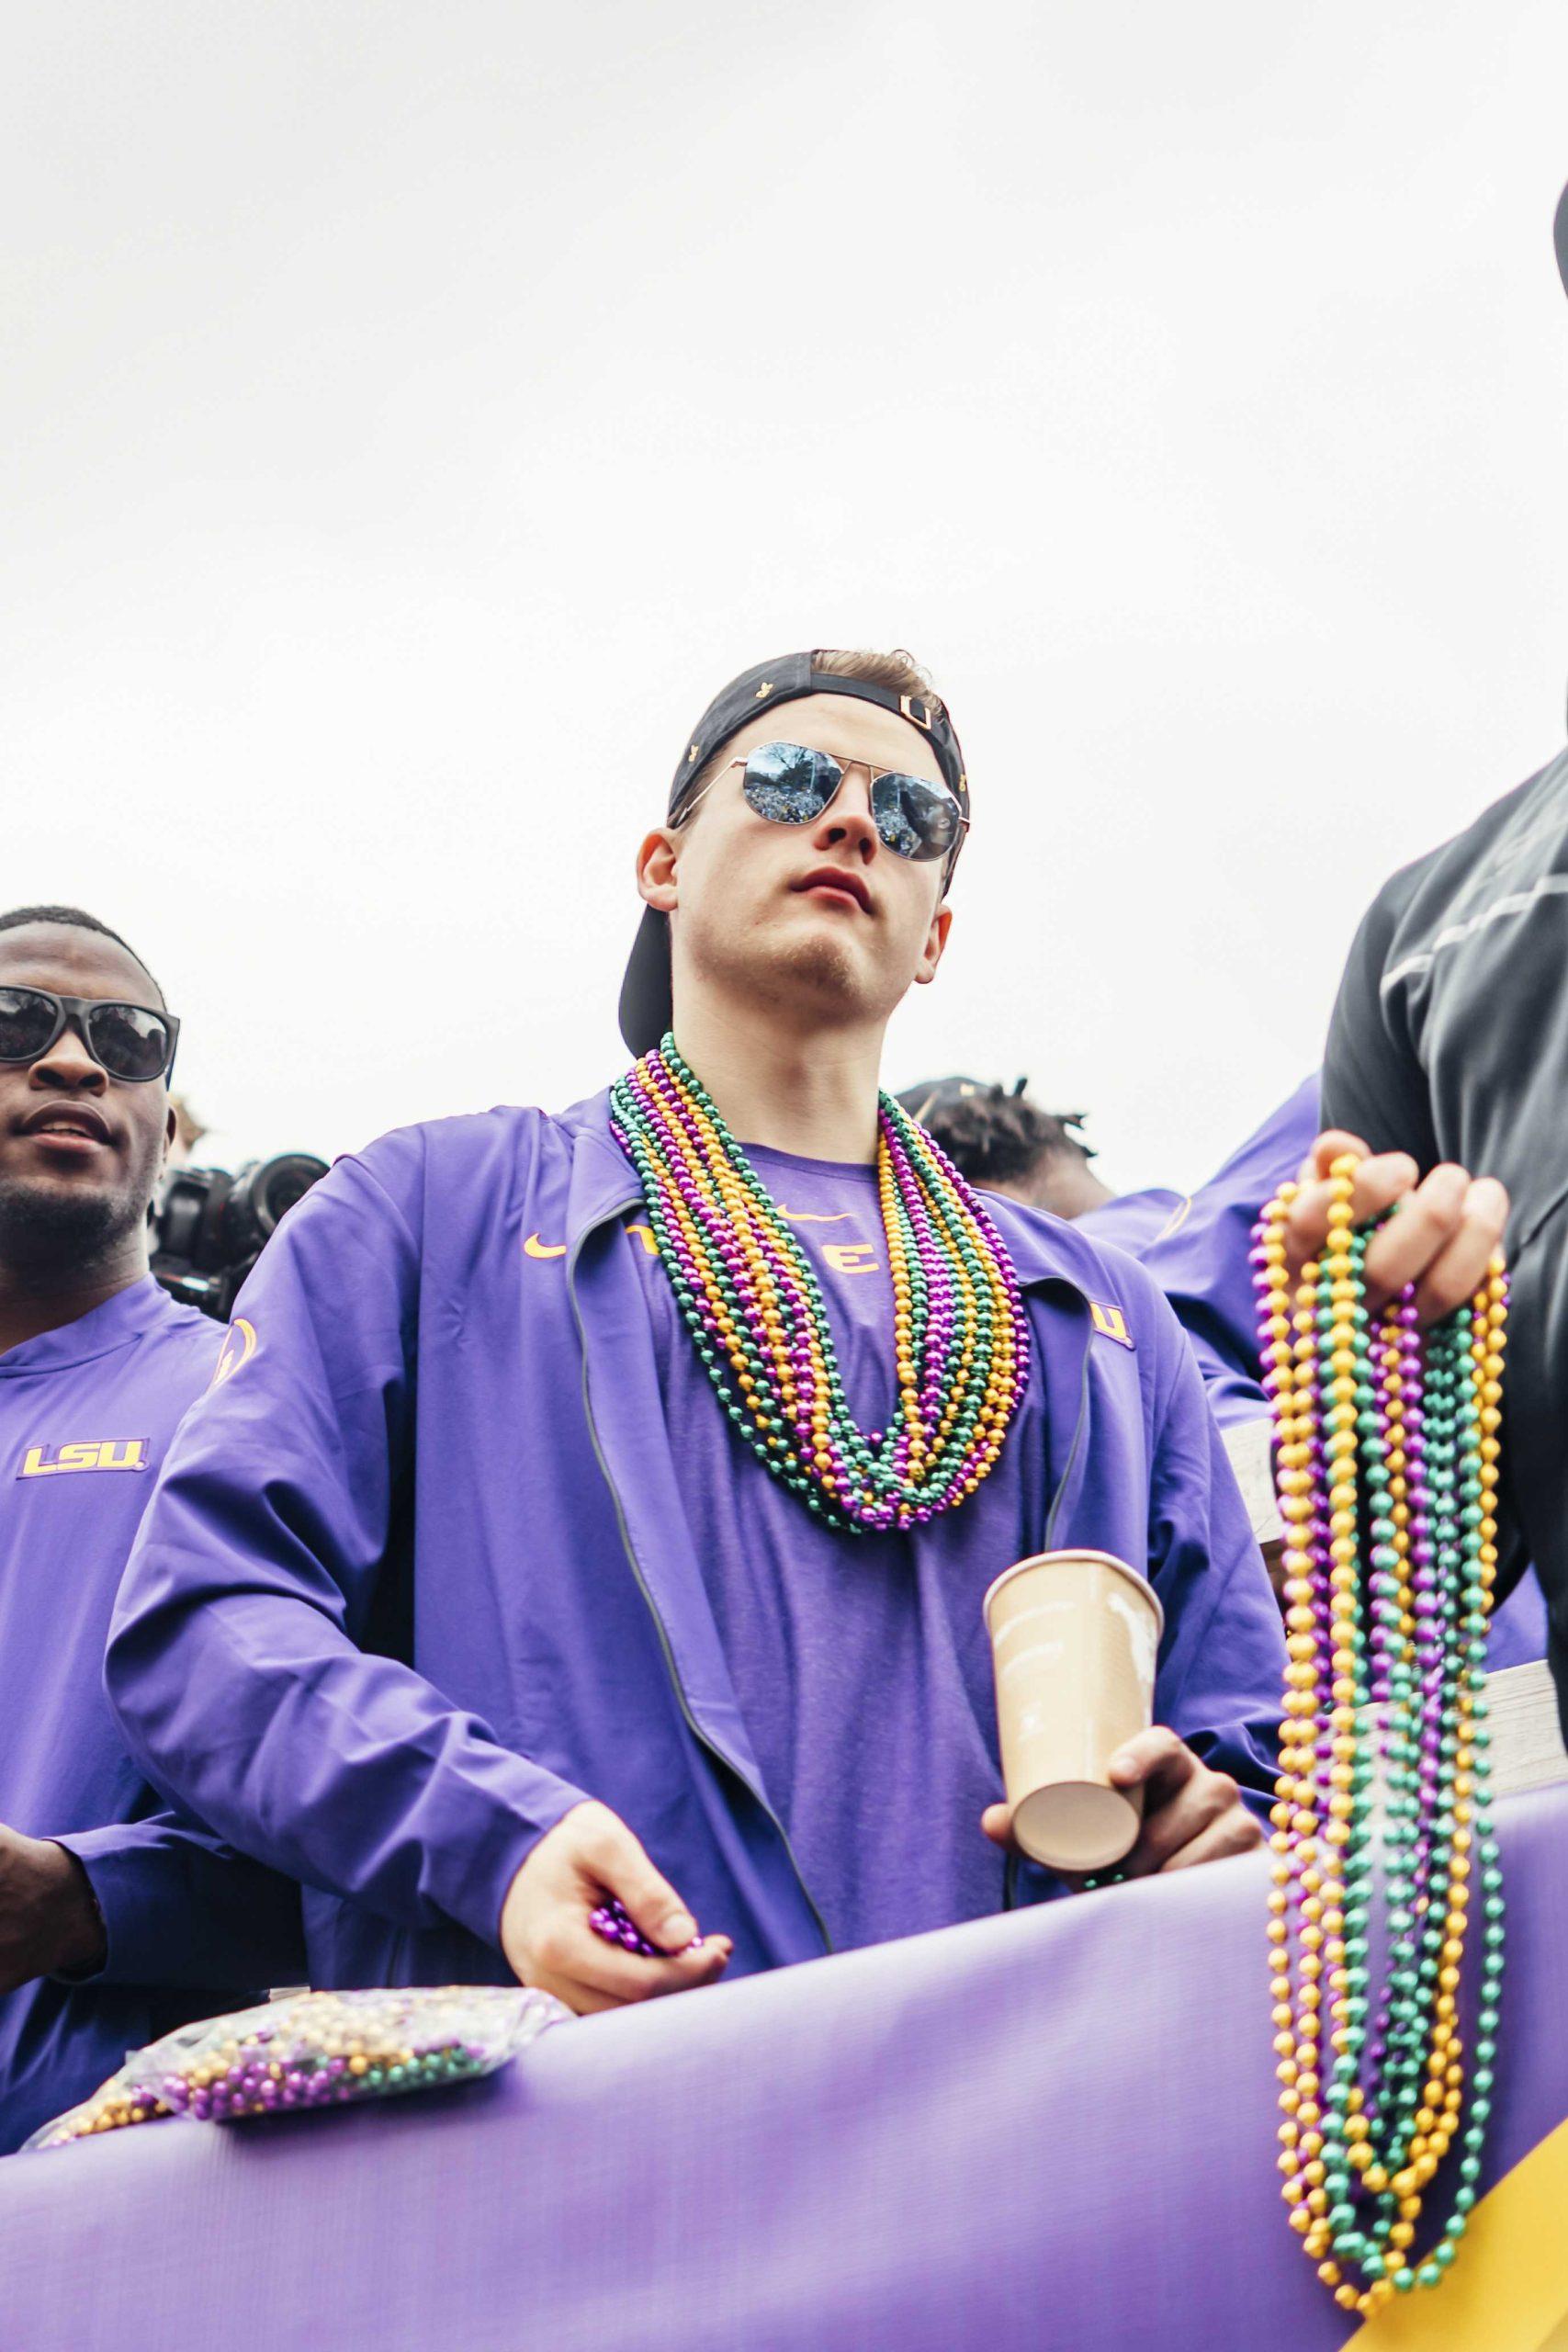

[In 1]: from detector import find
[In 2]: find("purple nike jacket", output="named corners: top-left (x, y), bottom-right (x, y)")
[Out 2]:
top-left (107, 1092), bottom-right (1286, 1992)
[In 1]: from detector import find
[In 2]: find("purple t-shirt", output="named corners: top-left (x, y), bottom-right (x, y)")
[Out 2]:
top-left (630, 1145), bottom-right (1054, 1953)
top-left (0, 1280), bottom-right (300, 2153)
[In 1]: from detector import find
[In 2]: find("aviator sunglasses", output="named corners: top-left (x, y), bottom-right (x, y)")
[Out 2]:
top-left (0, 988), bottom-right (180, 1083)
top-left (681, 740), bottom-right (969, 865)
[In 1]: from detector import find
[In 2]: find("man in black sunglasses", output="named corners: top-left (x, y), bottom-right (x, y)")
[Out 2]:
top-left (0, 906), bottom-right (300, 2152)
top-left (109, 650), bottom-right (1503, 2025)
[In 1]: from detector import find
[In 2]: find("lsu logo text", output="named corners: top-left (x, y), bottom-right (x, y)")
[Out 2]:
top-left (18, 1439), bottom-right (151, 1478)
top-left (1089, 1302), bottom-right (1134, 1350)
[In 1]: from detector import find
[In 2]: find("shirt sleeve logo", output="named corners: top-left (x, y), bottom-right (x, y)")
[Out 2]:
top-left (210, 1316), bottom-right (258, 1387)
top-left (17, 1439), bottom-right (150, 1477)
top-left (1089, 1301), bottom-right (1134, 1349)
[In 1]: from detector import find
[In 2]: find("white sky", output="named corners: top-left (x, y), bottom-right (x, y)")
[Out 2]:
top-left (6, 3), bottom-right (1568, 1193)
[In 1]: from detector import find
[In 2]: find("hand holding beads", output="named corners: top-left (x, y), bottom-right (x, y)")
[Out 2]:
top-left (502, 1799), bottom-right (731, 2016)
top-left (1280, 1130), bottom-right (1508, 1328)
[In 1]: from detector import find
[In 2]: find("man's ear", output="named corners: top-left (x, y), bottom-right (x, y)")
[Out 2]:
top-left (637, 827), bottom-right (682, 914)
top-left (164, 1102), bottom-right (178, 1159)
top-left (914, 902), bottom-right (953, 987)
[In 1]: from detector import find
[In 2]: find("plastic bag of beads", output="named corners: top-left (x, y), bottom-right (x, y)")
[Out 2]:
top-left (26, 1983), bottom-right (570, 2151)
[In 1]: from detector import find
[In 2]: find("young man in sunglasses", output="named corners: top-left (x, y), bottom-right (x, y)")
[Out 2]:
top-left (107, 651), bottom-right (1506, 2016)
top-left (0, 907), bottom-right (301, 2151)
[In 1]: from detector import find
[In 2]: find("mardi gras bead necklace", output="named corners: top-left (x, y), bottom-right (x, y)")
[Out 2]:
top-left (1252, 1157), bottom-right (1506, 2320)
top-left (609, 1035), bottom-right (1031, 1533)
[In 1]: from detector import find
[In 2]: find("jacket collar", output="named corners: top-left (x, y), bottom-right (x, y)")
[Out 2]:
top-left (559, 1089), bottom-right (640, 1243)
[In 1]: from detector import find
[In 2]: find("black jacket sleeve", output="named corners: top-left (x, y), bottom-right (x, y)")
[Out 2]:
top-left (1322, 880), bottom-right (1440, 1170)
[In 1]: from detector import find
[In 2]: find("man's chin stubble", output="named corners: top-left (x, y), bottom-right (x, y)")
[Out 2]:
top-left (0, 1177), bottom-right (139, 1273)
top-left (691, 923), bottom-right (897, 1028)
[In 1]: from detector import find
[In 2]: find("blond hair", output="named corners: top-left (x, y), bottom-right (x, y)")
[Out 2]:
top-left (810, 646), bottom-right (945, 720)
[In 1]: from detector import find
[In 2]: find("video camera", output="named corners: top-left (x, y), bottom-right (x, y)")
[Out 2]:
top-left (152, 1153), bottom-right (329, 1322)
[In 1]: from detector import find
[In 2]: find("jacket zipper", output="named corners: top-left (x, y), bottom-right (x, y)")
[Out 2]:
top-left (1043, 1313), bottom-right (1094, 1551)
top-left (567, 1213), bottom-right (834, 1956)
top-left (1006, 1300), bottom-right (1095, 1912)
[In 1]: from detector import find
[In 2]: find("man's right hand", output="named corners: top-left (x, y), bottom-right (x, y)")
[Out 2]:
top-left (500, 1800), bottom-right (732, 2014)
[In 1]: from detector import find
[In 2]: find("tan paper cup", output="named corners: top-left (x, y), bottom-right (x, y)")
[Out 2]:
top-left (982, 1549), bottom-right (1164, 1872)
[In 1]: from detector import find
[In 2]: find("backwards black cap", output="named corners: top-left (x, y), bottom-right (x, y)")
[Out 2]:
top-left (618, 651), bottom-right (970, 1057)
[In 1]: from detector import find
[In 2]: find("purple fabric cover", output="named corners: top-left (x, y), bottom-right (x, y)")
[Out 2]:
top-left (0, 1281), bottom-right (302, 2154)
top-left (3, 1782), bottom-right (1563, 2352)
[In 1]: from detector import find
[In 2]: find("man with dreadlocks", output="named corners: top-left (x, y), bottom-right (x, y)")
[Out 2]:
top-left (896, 1077), bottom-right (1119, 1217)
top-left (107, 651), bottom-right (1505, 2013)
top-left (896, 1075), bottom-right (1181, 1243)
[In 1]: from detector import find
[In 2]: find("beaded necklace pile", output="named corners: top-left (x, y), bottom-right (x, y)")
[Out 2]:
top-left (609, 1035), bottom-right (1031, 1533)
top-left (1252, 1156), bottom-right (1507, 2319)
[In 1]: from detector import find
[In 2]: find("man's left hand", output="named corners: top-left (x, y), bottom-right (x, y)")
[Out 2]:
top-left (981, 1725), bottom-right (1263, 1882)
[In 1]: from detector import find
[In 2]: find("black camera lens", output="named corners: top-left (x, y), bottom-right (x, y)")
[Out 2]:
top-left (222, 1155), bottom-right (331, 1260)
top-left (152, 1150), bottom-right (329, 1321)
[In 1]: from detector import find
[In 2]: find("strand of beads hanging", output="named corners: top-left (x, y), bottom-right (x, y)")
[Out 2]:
top-left (609, 1035), bottom-right (1032, 1533)
top-left (1251, 1153), bottom-right (1506, 2321)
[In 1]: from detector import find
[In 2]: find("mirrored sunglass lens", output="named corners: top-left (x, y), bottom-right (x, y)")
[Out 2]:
top-left (742, 741), bottom-right (838, 825)
top-left (0, 988), bottom-right (60, 1063)
top-left (872, 775), bottom-right (961, 861)
top-left (86, 1003), bottom-right (170, 1080)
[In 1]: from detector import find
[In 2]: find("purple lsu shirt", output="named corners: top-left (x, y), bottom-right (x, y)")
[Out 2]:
top-left (0, 1279), bottom-right (300, 2154)
top-left (627, 1144), bottom-right (1056, 1952)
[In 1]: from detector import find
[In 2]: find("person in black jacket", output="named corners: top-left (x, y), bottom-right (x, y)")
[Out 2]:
top-left (1321, 180), bottom-right (1568, 1725)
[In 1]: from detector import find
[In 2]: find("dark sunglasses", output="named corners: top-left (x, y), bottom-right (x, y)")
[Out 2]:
top-left (0, 987), bottom-right (180, 1083)
top-left (682, 740), bottom-right (968, 865)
